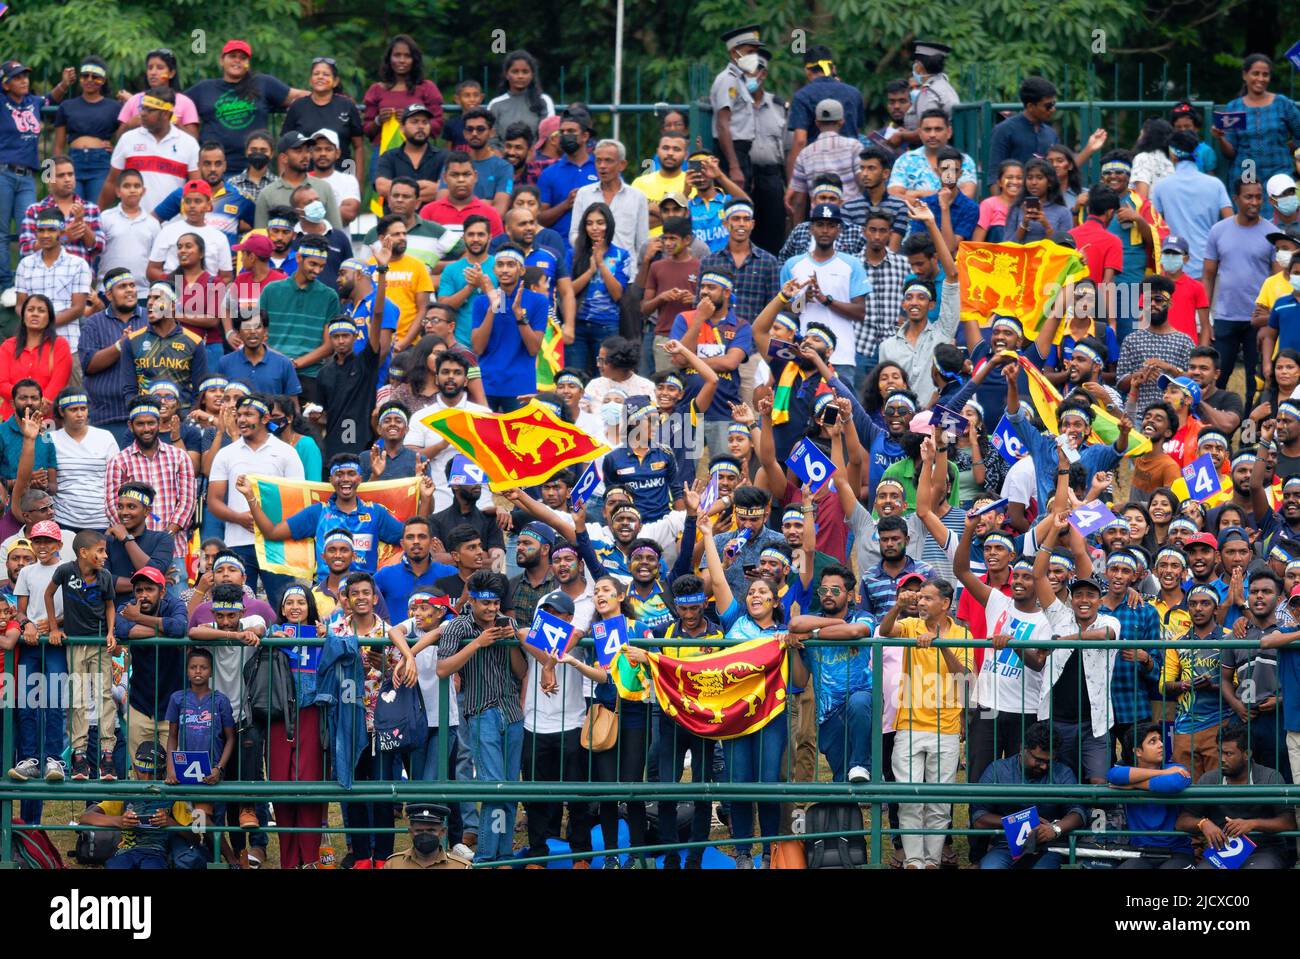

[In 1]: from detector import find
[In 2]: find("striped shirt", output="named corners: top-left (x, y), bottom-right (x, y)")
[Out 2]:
top-left (14, 249), bottom-right (93, 351)
top-left (50, 426), bottom-right (119, 529)
top-left (18, 195), bottom-right (105, 264)
top-left (861, 557), bottom-right (937, 616)
top-left (104, 441), bottom-right (196, 559)
top-left (438, 612), bottom-right (523, 724)
top-left (110, 125), bottom-right (199, 215)
top-left (1096, 596), bottom-right (1163, 724)
top-left (700, 245), bottom-right (780, 325)
top-left (778, 220), bottom-right (865, 263)
top-left (258, 277), bottom-right (341, 380)
top-left (790, 132), bottom-right (863, 203)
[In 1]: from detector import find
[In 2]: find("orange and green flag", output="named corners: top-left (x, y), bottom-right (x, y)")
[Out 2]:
top-left (246, 474), bottom-right (423, 578)
top-left (365, 116), bottom-right (406, 217)
top-left (418, 399), bottom-right (609, 491)
top-left (1016, 355), bottom-right (1151, 459)
top-left (957, 239), bottom-right (1089, 338)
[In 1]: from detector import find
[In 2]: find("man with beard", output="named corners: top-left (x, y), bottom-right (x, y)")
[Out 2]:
top-left (1215, 526), bottom-right (1254, 629)
top-left (262, 205), bottom-right (299, 274)
top-left (336, 255), bottom-right (399, 383)
top-left (375, 103), bottom-right (448, 210)
top-left (430, 463), bottom-right (505, 572)
top-left (491, 205), bottom-right (575, 348)
top-left (1129, 400), bottom-right (1183, 497)
top-left (359, 177), bottom-right (462, 276)
top-left (118, 283), bottom-right (208, 407)
top-left (470, 245), bottom-right (549, 412)
top-left (1161, 583), bottom-right (1231, 778)
top-left (77, 268), bottom-right (148, 447)
top-left (701, 199), bottom-right (779, 327)
top-left (254, 130), bottom-right (342, 230)
top-left (1183, 346), bottom-right (1244, 437)
top-left (104, 480), bottom-right (174, 600)
top-left (112, 566), bottom-right (189, 762)
top-left (631, 133), bottom-right (689, 233)
top-left (1098, 550), bottom-right (1163, 761)
top-left (1058, 338), bottom-right (1122, 409)
top-left (1252, 443), bottom-right (1300, 556)
top-left (368, 215), bottom-right (434, 353)
top-left (402, 350), bottom-right (494, 512)
top-left (860, 515), bottom-right (934, 616)
top-left (219, 310), bottom-right (301, 398)
top-left (1221, 570), bottom-right (1292, 779)
top-left (260, 235), bottom-right (339, 404)
top-left (968, 316), bottom-right (1052, 433)
top-left (787, 565), bottom-right (878, 783)
top-left (507, 521), bottom-right (557, 625)
top-left (436, 215), bottom-right (496, 348)
top-left (1116, 275), bottom-right (1195, 412)
top-left (375, 515), bottom-right (455, 617)
top-left (420, 153), bottom-right (505, 237)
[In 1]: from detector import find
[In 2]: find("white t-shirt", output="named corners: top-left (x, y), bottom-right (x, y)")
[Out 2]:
top-left (312, 169), bottom-right (361, 207)
top-left (207, 614), bottom-right (267, 722)
top-left (15, 560), bottom-right (63, 624)
top-left (50, 427), bottom-right (120, 530)
top-left (394, 615), bottom-right (462, 728)
top-left (780, 252), bottom-right (871, 366)
top-left (977, 590), bottom-right (1048, 714)
top-left (148, 219), bottom-right (234, 276)
top-left (1001, 454), bottom-right (1037, 508)
top-left (404, 394), bottom-right (494, 514)
top-left (110, 126), bottom-right (200, 215)
top-left (100, 205), bottom-right (161, 294)
top-left (519, 582), bottom-right (597, 718)
top-left (209, 434), bottom-right (306, 546)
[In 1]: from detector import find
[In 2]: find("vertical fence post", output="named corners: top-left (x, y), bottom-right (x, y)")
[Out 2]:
top-left (0, 652), bottom-right (13, 866)
top-left (870, 641), bottom-right (883, 867)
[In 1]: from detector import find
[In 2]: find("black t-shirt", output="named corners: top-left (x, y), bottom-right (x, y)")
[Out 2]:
top-left (376, 143), bottom-right (447, 188)
top-left (106, 530), bottom-right (175, 597)
top-left (54, 96), bottom-right (121, 142)
top-left (51, 561), bottom-right (113, 637)
top-left (433, 572), bottom-right (472, 611)
top-left (282, 95), bottom-right (364, 161)
top-left (185, 75), bottom-right (292, 173)
top-left (316, 346), bottom-right (380, 461)
top-left (1202, 387), bottom-right (1244, 422)
top-left (431, 503), bottom-right (506, 556)
top-left (1050, 649), bottom-right (1091, 725)
top-left (1187, 764), bottom-right (1290, 851)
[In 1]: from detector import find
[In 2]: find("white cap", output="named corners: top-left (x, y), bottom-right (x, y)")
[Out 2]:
top-left (308, 128), bottom-right (340, 149)
top-left (1267, 173), bottom-right (1297, 198)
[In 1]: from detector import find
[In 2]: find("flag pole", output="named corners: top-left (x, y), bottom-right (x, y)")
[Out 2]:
top-left (612, 0), bottom-right (624, 142)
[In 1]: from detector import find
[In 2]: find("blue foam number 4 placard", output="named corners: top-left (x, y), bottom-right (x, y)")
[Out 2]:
top-left (526, 607), bottom-right (575, 656)
top-left (786, 438), bottom-right (836, 493)
top-left (570, 460), bottom-right (601, 511)
top-left (1069, 500), bottom-right (1117, 538)
top-left (1002, 806), bottom-right (1040, 860)
top-left (590, 615), bottom-right (627, 667)
top-left (1181, 453), bottom-right (1221, 502)
top-left (1203, 835), bottom-right (1256, 869)
top-left (172, 751), bottom-right (213, 784)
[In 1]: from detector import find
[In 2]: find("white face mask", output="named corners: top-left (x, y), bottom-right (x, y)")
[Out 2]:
top-left (735, 53), bottom-right (760, 74)
top-left (1290, 275), bottom-right (1300, 293)
top-left (1278, 250), bottom-right (1295, 269)
top-left (1159, 253), bottom-right (1184, 274)
top-left (600, 402), bottom-right (623, 426)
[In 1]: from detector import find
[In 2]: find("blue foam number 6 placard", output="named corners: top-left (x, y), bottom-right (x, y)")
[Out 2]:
top-left (786, 438), bottom-right (836, 493)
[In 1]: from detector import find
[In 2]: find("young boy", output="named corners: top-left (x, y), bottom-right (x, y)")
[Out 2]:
top-left (45, 530), bottom-right (117, 782)
top-left (390, 591), bottom-right (457, 777)
top-left (444, 79), bottom-right (484, 151)
top-left (1107, 721), bottom-right (1195, 868)
top-left (79, 741), bottom-right (194, 870)
top-left (8, 521), bottom-right (73, 789)
top-left (651, 340), bottom-right (720, 479)
top-left (362, 401), bottom-right (425, 481)
top-left (164, 647), bottom-right (236, 820)
top-left (524, 265), bottom-right (566, 391)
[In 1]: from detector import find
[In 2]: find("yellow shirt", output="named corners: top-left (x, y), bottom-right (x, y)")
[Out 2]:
top-left (631, 169), bottom-right (689, 236)
top-left (893, 616), bottom-right (973, 736)
top-left (1256, 270), bottom-right (1291, 311)
top-left (370, 252), bottom-right (434, 341)
top-left (1152, 595), bottom-right (1192, 645)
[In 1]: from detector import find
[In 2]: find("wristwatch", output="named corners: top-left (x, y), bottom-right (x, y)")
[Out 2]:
top-left (375, 264), bottom-right (390, 274)
top-left (821, 293), bottom-right (834, 307)
top-left (1057, 469), bottom-right (1070, 475)
top-left (810, 627), bottom-right (821, 642)
top-left (1050, 820), bottom-right (1062, 837)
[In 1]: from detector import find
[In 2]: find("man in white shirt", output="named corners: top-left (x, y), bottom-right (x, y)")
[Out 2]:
top-left (206, 392), bottom-right (305, 603)
top-left (146, 179), bottom-right (234, 279)
top-left (99, 170), bottom-right (161, 296)
top-left (569, 140), bottom-right (650, 263)
top-left (48, 390), bottom-right (118, 533)
top-left (403, 349), bottom-right (493, 513)
top-left (309, 129), bottom-right (361, 227)
top-left (100, 86), bottom-right (200, 216)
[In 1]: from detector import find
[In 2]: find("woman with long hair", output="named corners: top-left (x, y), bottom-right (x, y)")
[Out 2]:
top-left (1146, 487), bottom-right (1181, 547)
top-left (952, 398), bottom-right (1008, 506)
top-left (1045, 143), bottom-right (1084, 214)
top-left (116, 47), bottom-right (200, 137)
top-left (1005, 157), bottom-right (1073, 242)
top-left (53, 55), bottom-right (120, 202)
top-left (1216, 53), bottom-right (1300, 193)
top-left (1258, 347), bottom-right (1300, 417)
top-left (0, 294), bottom-right (71, 419)
top-left (487, 50), bottom-right (556, 142)
top-left (1130, 118), bottom-right (1176, 201)
top-left (973, 160), bottom-right (1023, 242)
top-left (362, 35), bottom-right (444, 145)
top-left (568, 202), bottom-right (631, 374)
top-left (861, 361), bottom-right (910, 431)
top-left (1120, 501), bottom-right (1157, 555)
top-left (271, 395), bottom-right (323, 482)
top-left (283, 57), bottom-right (365, 185)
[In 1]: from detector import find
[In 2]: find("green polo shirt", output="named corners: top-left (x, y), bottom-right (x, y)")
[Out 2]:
top-left (258, 277), bottom-right (341, 379)
top-left (881, 458), bottom-right (961, 510)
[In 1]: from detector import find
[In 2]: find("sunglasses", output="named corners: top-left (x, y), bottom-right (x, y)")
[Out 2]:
top-left (816, 585), bottom-right (844, 596)
top-left (313, 57), bottom-right (337, 67)
top-left (464, 124), bottom-right (490, 133)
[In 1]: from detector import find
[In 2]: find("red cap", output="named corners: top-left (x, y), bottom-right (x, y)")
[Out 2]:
top-left (897, 571), bottom-right (926, 590)
top-left (429, 595), bottom-right (457, 613)
top-left (1184, 532), bottom-right (1219, 551)
top-left (131, 566), bottom-right (166, 587)
top-left (183, 179), bottom-right (212, 198)
top-left (1290, 585), bottom-right (1300, 603)
top-left (233, 234), bottom-right (273, 257)
top-left (29, 520), bottom-right (62, 543)
top-left (222, 40), bottom-right (252, 57)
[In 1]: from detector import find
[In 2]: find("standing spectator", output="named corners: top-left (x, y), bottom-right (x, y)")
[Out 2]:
top-left (100, 86), bottom-right (200, 215)
top-left (78, 269), bottom-right (148, 447)
top-left (569, 140), bottom-right (649, 263)
top-left (567, 203), bottom-right (632, 374)
top-left (369, 214), bottom-right (434, 352)
top-left (149, 142), bottom-right (251, 248)
top-left (538, 106), bottom-right (599, 252)
top-left (219, 311), bottom-right (302, 398)
top-left (1068, 186), bottom-right (1123, 285)
top-left (450, 108), bottom-right (514, 216)
top-left (119, 283), bottom-right (208, 407)
top-left (253, 131), bottom-right (342, 231)
top-left (374, 105), bottom-right (448, 210)
top-left (1158, 236), bottom-right (1211, 345)
top-left (859, 207), bottom-right (911, 377)
top-left (787, 99), bottom-right (863, 225)
top-left (49, 389), bottom-right (117, 534)
top-left (986, 77), bottom-right (1060, 183)
top-left (640, 218), bottom-right (700, 374)
top-left (224, 234), bottom-right (286, 331)
top-left (361, 176), bottom-right (461, 276)
top-left (363, 35), bottom-right (445, 150)
top-left (486, 50), bottom-right (555, 143)
top-left (709, 25), bottom-right (762, 191)
top-left (701, 199), bottom-right (779, 327)
top-left (14, 211), bottom-right (92, 355)
top-left (19, 155), bottom-right (104, 268)
top-left (282, 59), bottom-right (365, 187)
top-left (287, 182), bottom-right (353, 289)
top-left (418, 154), bottom-right (504, 236)
top-left (1130, 118), bottom-right (1176, 202)
top-left (260, 235), bottom-right (340, 403)
top-left (308, 130), bottom-right (362, 228)
top-left (1096, 151), bottom-right (1157, 341)
top-left (902, 41), bottom-right (961, 134)
top-left (631, 133), bottom-right (688, 234)
top-left (145, 181), bottom-right (234, 281)
top-left (842, 146), bottom-right (909, 238)
top-left (1169, 101), bottom-right (1217, 175)
top-left (779, 179), bottom-right (864, 261)
top-left (99, 171), bottom-right (160, 297)
top-left (0, 61), bottom-right (58, 300)
top-left (686, 152), bottom-right (749, 254)
top-left (53, 57), bottom-right (120, 204)
top-left (1151, 131), bottom-right (1233, 279)
top-left (973, 160), bottom-right (1023, 242)
top-left (1215, 53), bottom-right (1300, 194)
top-left (748, 48), bottom-right (789, 256)
top-left (499, 121), bottom-right (537, 188)
top-left (1003, 157), bottom-right (1073, 243)
top-left (887, 109), bottom-right (978, 201)
top-left (443, 79), bottom-right (483, 150)
top-left (313, 274), bottom-right (387, 460)
top-left (185, 39), bottom-right (305, 174)
top-left (227, 130), bottom-right (277, 204)
top-left (435, 216), bottom-right (496, 348)
top-left (786, 46), bottom-right (865, 175)
top-left (1203, 180), bottom-right (1273, 410)
top-left (1116, 274), bottom-right (1194, 412)
top-left (0, 297), bottom-right (72, 422)
top-left (111, 567), bottom-right (189, 759)
top-left (117, 48), bottom-right (200, 138)
top-left (469, 246), bottom-right (549, 412)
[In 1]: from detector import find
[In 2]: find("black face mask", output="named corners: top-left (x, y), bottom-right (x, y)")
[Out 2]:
top-left (412, 832), bottom-right (440, 855)
top-left (246, 153), bottom-right (270, 170)
top-left (559, 134), bottom-right (581, 155)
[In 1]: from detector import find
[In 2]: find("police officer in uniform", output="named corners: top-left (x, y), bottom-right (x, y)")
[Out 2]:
top-left (710, 25), bottom-right (761, 195)
top-left (901, 41), bottom-right (961, 142)
top-left (749, 46), bottom-right (789, 256)
top-left (386, 803), bottom-right (472, 869)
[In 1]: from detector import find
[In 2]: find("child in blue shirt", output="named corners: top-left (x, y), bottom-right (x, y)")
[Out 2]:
top-left (164, 647), bottom-right (236, 795)
top-left (1107, 720), bottom-right (1195, 868)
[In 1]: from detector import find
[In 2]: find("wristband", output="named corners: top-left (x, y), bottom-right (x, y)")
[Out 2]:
top-left (778, 292), bottom-right (790, 304)
top-left (375, 265), bottom-right (390, 274)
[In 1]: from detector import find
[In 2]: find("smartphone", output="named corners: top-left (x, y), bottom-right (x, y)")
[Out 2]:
top-left (822, 405), bottom-right (839, 425)
top-left (1023, 196), bottom-right (1041, 212)
top-left (687, 159), bottom-right (703, 173)
top-left (494, 615), bottom-right (511, 628)
top-left (742, 563), bottom-right (758, 577)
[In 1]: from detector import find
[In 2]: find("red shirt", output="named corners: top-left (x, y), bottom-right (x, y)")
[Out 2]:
top-left (1163, 415), bottom-right (1203, 467)
top-left (176, 272), bottom-right (226, 346)
top-left (227, 267), bottom-right (288, 325)
top-left (1167, 270), bottom-right (1208, 341)
top-left (1069, 216), bottom-right (1124, 282)
top-left (0, 337), bottom-right (72, 419)
top-left (418, 197), bottom-right (504, 236)
top-left (780, 478), bottom-right (847, 563)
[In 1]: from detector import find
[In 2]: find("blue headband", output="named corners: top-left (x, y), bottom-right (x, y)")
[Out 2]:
top-left (57, 393), bottom-right (88, 411)
top-left (468, 590), bottom-right (501, 601)
top-left (214, 555), bottom-right (246, 574)
top-left (323, 531), bottom-right (354, 549)
top-left (984, 533), bottom-right (1015, 552)
top-left (675, 592), bottom-right (707, 605)
top-left (330, 460), bottom-right (362, 476)
top-left (1155, 547), bottom-right (1187, 567)
top-left (701, 272), bottom-right (734, 292)
top-left (496, 249), bottom-right (526, 267)
top-left (128, 404), bottom-right (161, 421)
top-left (238, 397), bottom-right (270, 417)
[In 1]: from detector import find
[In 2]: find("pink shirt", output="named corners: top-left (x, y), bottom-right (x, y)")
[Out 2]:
top-left (977, 196), bottom-right (1010, 229)
top-left (118, 91), bottom-right (200, 128)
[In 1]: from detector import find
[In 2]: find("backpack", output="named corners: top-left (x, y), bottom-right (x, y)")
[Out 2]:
top-left (373, 674), bottom-right (428, 752)
top-left (243, 645), bottom-right (298, 739)
top-left (11, 818), bottom-right (65, 869)
top-left (803, 803), bottom-right (868, 869)
top-left (73, 826), bottom-right (122, 865)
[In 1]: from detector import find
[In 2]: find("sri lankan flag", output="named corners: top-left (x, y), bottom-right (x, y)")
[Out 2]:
top-left (1016, 355), bottom-right (1151, 459)
top-left (245, 474), bottom-right (423, 578)
top-left (535, 306), bottom-right (564, 390)
top-left (621, 637), bottom-right (788, 740)
top-left (365, 117), bottom-right (406, 217)
top-left (418, 399), bottom-right (609, 491)
top-left (957, 239), bottom-right (1089, 339)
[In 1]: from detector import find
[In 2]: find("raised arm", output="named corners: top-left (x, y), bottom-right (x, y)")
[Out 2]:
top-left (697, 513), bottom-right (734, 615)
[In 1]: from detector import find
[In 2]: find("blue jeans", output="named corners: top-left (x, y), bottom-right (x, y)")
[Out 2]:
top-left (640, 324), bottom-right (657, 378)
top-left (106, 846), bottom-right (169, 869)
top-left (854, 353), bottom-right (878, 396)
top-left (230, 545), bottom-right (294, 611)
top-left (455, 700), bottom-right (480, 834)
top-left (657, 711), bottom-right (715, 862)
top-left (100, 419), bottom-right (133, 450)
top-left (722, 719), bottom-right (788, 853)
top-left (70, 148), bottom-right (111, 208)
top-left (465, 706), bottom-right (523, 862)
top-left (569, 319), bottom-right (619, 377)
top-left (980, 847), bottom-right (1064, 869)
top-left (16, 645), bottom-right (68, 824)
top-left (0, 168), bottom-right (36, 288)
top-left (818, 689), bottom-right (873, 781)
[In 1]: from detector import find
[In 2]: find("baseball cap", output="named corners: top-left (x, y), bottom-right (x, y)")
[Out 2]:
top-left (1, 61), bottom-right (31, 83)
top-left (897, 571), bottom-right (927, 590)
top-left (539, 590), bottom-right (576, 616)
top-left (402, 103), bottom-right (432, 121)
top-left (222, 40), bottom-right (252, 57)
top-left (308, 128), bottom-right (340, 148)
top-left (1156, 373), bottom-right (1202, 407)
top-left (1067, 575), bottom-right (1105, 593)
top-left (1217, 526), bottom-right (1251, 548)
top-left (1289, 584), bottom-right (1300, 605)
top-left (30, 520), bottom-right (62, 543)
top-left (233, 234), bottom-right (273, 257)
top-left (1184, 532), bottom-right (1219, 551)
top-left (1267, 223), bottom-right (1300, 245)
top-left (809, 202), bottom-right (843, 222)
top-left (1267, 173), bottom-right (1297, 198)
top-left (660, 191), bottom-right (690, 209)
top-left (1160, 234), bottom-right (1189, 254)
top-left (815, 98), bottom-right (845, 122)
top-left (182, 178), bottom-right (212, 198)
top-left (131, 566), bottom-right (166, 587)
top-left (277, 130), bottom-right (310, 153)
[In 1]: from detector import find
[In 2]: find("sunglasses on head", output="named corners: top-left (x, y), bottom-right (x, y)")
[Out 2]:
top-left (312, 57), bottom-right (337, 67)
